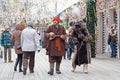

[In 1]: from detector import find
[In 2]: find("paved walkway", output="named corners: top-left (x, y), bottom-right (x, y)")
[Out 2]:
top-left (0, 48), bottom-right (120, 80)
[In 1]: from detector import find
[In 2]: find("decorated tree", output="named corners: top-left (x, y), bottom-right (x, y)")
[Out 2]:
top-left (86, 0), bottom-right (97, 57)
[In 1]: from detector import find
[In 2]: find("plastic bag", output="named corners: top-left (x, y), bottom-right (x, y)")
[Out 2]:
top-left (105, 45), bottom-right (111, 53)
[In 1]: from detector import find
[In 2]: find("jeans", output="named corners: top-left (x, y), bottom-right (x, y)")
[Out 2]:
top-left (110, 42), bottom-right (117, 57)
top-left (66, 48), bottom-right (72, 59)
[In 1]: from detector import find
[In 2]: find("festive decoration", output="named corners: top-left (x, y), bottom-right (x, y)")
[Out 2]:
top-left (86, 0), bottom-right (97, 58)
top-left (53, 13), bottom-right (61, 23)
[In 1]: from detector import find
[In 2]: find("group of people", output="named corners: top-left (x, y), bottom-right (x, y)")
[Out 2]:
top-left (0, 15), bottom-right (92, 76)
top-left (44, 16), bottom-right (91, 75)
top-left (1, 21), bottom-right (41, 75)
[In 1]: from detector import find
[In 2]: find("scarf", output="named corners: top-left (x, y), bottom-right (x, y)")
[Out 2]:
top-left (55, 37), bottom-right (61, 51)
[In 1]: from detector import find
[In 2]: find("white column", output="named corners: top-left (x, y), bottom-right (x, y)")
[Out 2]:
top-left (117, 9), bottom-right (120, 59)
top-left (96, 12), bottom-right (104, 54)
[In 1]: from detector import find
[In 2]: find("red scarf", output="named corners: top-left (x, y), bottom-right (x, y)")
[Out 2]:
top-left (55, 38), bottom-right (61, 51)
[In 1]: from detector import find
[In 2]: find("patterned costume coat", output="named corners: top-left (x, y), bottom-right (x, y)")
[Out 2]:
top-left (45, 25), bottom-right (66, 56)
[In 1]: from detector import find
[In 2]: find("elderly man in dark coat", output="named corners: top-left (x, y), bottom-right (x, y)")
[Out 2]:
top-left (45, 16), bottom-right (66, 75)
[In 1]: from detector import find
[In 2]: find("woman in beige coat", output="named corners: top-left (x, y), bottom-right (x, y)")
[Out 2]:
top-left (11, 24), bottom-right (23, 72)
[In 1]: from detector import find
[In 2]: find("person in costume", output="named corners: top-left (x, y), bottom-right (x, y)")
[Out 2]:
top-left (71, 20), bottom-right (91, 74)
top-left (45, 14), bottom-right (66, 75)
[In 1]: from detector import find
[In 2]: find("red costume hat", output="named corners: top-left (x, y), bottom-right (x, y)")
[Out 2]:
top-left (53, 13), bottom-right (61, 23)
top-left (53, 17), bottom-right (60, 23)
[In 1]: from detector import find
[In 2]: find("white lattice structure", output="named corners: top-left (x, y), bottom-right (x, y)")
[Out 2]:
top-left (96, 0), bottom-right (120, 59)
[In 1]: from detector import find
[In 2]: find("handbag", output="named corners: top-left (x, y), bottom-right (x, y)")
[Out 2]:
top-left (16, 44), bottom-right (21, 49)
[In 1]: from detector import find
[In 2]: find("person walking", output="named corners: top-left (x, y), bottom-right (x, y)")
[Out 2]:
top-left (1, 26), bottom-right (14, 63)
top-left (21, 21), bottom-right (41, 75)
top-left (11, 24), bottom-right (23, 72)
top-left (71, 21), bottom-right (91, 74)
top-left (45, 15), bottom-right (66, 75)
top-left (65, 27), bottom-right (74, 60)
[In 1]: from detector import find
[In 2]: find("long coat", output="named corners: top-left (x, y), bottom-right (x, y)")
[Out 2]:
top-left (72, 28), bottom-right (91, 66)
top-left (11, 27), bottom-right (22, 54)
top-left (45, 25), bottom-right (66, 56)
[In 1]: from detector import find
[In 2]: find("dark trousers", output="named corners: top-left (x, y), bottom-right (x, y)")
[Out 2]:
top-left (48, 56), bottom-right (62, 71)
top-left (23, 51), bottom-right (35, 72)
top-left (15, 54), bottom-right (23, 70)
top-left (4, 47), bottom-right (12, 61)
top-left (49, 56), bottom-right (62, 63)
top-left (17, 54), bottom-right (23, 61)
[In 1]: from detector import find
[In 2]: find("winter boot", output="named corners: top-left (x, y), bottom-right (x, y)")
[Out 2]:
top-left (56, 63), bottom-right (61, 74)
top-left (48, 63), bottom-right (54, 75)
top-left (23, 68), bottom-right (27, 75)
top-left (71, 65), bottom-right (76, 72)
top-left (71, 62), bottom-right (76, 72)
top-left (83, 64), bottom-right (88, 74)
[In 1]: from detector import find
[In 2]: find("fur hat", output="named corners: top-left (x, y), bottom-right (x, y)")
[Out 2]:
top-left (75, 21), bottom-right (82, 26)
